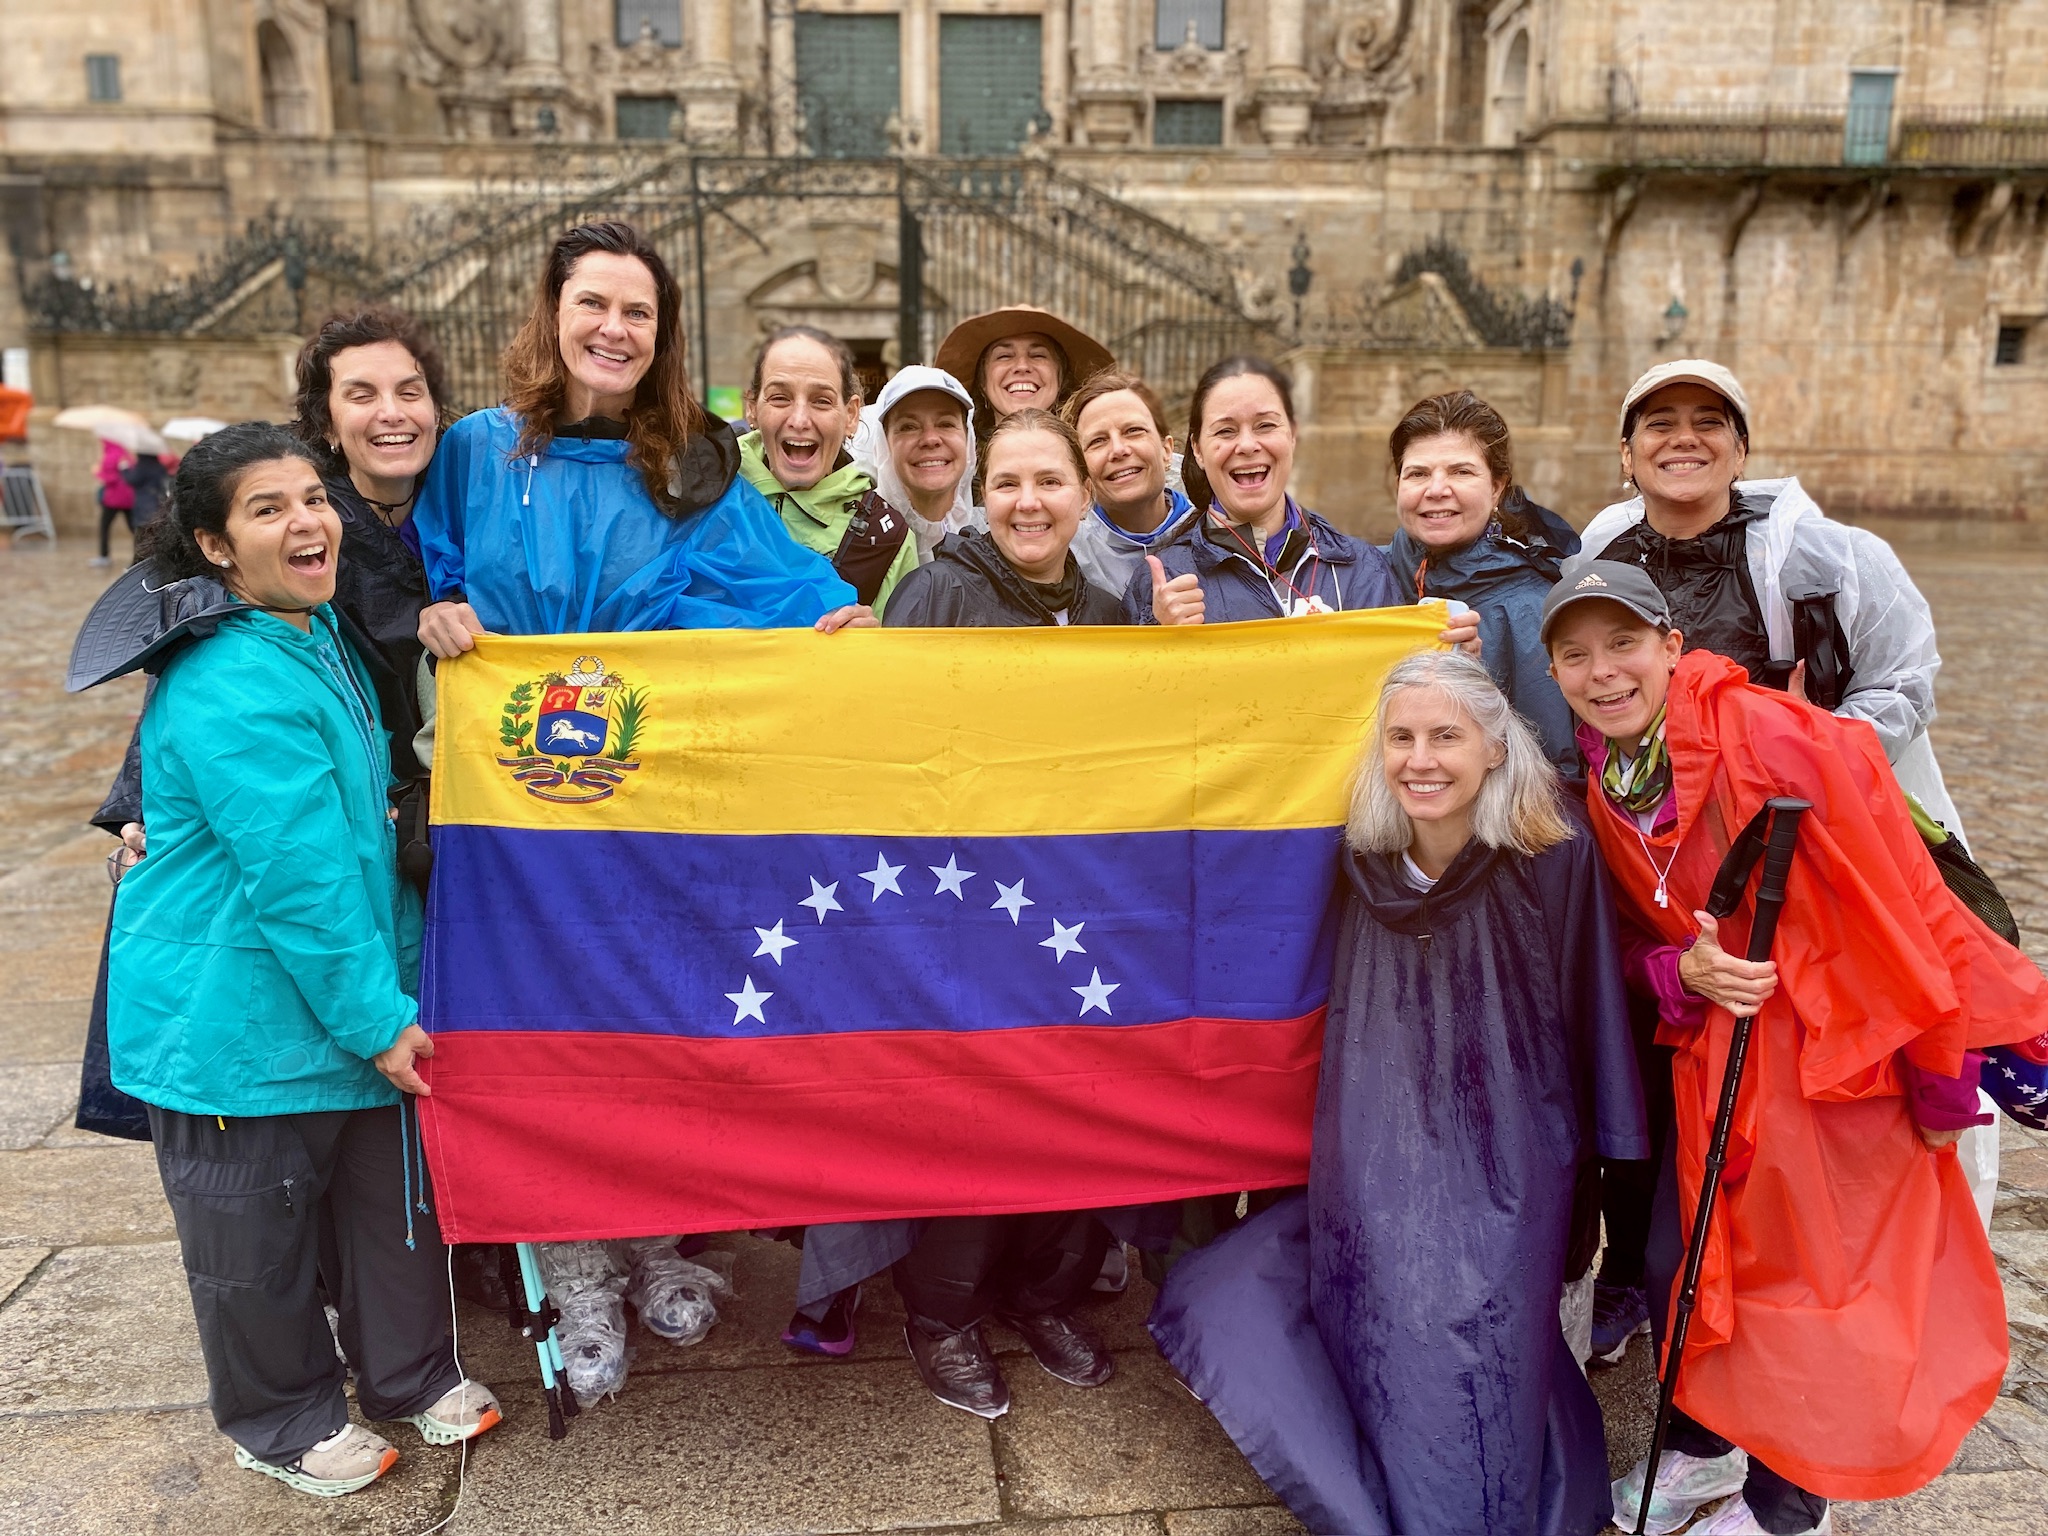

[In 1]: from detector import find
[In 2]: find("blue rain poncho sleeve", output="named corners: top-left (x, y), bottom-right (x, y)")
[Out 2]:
top-left (411, 409), bottom-right (854, 636)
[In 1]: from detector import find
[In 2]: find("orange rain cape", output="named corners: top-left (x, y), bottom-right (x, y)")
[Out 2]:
top-left (1584, 651), bottom-right (2047, 1500)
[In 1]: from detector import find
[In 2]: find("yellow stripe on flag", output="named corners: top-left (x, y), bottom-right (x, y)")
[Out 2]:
top-left (432, 605), bottom-right (1448, 837)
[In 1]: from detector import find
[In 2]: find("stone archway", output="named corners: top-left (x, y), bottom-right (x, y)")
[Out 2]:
top-left (258, 19), bottom-right (311, 133)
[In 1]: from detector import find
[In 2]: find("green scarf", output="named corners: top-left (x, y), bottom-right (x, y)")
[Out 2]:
top-left (1602, 706), bottom-right (1672, 816)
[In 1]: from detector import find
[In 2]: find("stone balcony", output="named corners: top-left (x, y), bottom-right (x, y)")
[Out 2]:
top-left (1583, 103), bottom-right (2048, 172)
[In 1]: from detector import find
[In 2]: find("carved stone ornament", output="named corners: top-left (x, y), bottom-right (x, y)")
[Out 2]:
top-left (412, 0), bottom-right (501, 71)
top-left (811, 219), bottom-right (879, 305)
top-left (1317, 0), bottom-right (1414, 91)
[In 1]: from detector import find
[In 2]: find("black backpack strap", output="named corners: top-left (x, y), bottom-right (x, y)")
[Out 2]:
top-left (830, 489), bottom-right (912, 607)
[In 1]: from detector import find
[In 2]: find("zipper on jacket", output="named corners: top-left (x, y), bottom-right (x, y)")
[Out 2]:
top-left (281, 1177), bottom-right (296, 1216)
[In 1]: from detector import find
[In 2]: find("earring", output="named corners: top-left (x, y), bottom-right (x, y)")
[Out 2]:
top-left (216, 558), bottom-right (231, 568)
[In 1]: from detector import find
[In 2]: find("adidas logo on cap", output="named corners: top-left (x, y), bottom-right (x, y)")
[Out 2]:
top-left (1573, 573), bottom-right (1609, 590)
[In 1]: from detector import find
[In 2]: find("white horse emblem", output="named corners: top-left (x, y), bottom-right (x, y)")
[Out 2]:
top-left (545, 718), bottom-right (601, 750)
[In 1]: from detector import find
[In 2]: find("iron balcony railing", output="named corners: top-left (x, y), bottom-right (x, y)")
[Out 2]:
top-left (1603, 103), bottom-right (2048, 170)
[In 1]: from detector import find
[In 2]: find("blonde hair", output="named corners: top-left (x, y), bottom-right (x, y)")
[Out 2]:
top-left (1347, 650), bottom-right (1571, 858)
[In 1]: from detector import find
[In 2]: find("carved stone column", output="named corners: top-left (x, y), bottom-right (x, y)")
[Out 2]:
top-left (1256, 0), bottom-right (1315, 147)
top-left (682, 0), bottom-right (742, 149)
top-left (508, 0), bottom-right (566, 137)
top-left (767, 0), bottom-right (799, 155)
top-left (1072, 0), bottom-right (1143, 146)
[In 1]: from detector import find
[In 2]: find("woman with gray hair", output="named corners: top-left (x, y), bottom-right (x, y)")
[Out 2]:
top-left (1150, 650), bottom-right (1647, 1536)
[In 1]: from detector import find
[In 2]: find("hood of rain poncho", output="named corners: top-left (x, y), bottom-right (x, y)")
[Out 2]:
top-left (411, 408), bottom-right (853, 636)
top-left (849, 395), bottom-right (982, 562)
top-left (68, 561), bottom-right (243, 691)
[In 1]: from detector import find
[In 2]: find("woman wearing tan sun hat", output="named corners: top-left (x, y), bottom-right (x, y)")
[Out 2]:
top-left (934, 306), bottom-right (1114, 479)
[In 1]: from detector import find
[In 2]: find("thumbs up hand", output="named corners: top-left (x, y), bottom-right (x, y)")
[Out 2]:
top-left (1148, 555), bottom-right (1206, 627)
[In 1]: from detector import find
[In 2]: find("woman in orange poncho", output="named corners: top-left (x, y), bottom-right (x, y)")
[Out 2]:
top-left (1539, 560), bottom-right (2046, 1536)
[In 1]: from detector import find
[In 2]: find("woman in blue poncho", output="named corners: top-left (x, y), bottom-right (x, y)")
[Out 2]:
top-left (411, 220), bottom-right (868, 1409)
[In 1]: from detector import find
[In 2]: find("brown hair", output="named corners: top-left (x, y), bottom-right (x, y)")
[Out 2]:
top-left (746, 324), bottom-right (860, 403)
top-left (983, 408), bottom-right (1088, 485)
top-left (501, 220), bottom-right (709, 517)
top-left (292, 304), bottom-right (448, 475)
top-left (1388, 390), bottom-right (1514, 493)
top-left (1183, 355), bottom-right (1294, 513)
top-left (1061, 369), bottom-right (1171, 442)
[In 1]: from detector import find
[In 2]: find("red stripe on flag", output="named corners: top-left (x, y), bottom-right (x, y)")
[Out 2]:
top-left (416, 1014), bottom-right (1322, 1243)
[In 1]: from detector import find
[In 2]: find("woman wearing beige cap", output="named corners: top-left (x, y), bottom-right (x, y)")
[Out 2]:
top-left (934, 305), bottom-right (1114, 472)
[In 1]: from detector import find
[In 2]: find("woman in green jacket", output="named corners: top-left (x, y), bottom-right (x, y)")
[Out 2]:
top-left (106, 422), bottom-right (499, 1498)
top-left (740, 324), bottom-right (920, 616)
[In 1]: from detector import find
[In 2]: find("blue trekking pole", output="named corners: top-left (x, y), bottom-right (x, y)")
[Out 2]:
top-left (1632, 797), bottom-right (1810, 1535)
top-left (512, 1240), bottom-right (580, 1439)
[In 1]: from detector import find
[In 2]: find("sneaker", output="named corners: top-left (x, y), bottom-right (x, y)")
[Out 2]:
top-left (1611, 1448), bottom-right (1749, 1535)
top-left (782, 1284), bottom-right (860, 1357)
top-left (905, 1320), bottom-right (1010, 1419)
top-left (625, 1241), bottom-right (731, 1346)
top-left (404, 1378), bottom-right (502, 1445)
top-left (554, 1285), bottom-right (629, 1407)
top-left (1590, 1281), bottom-right (1651, 1366)
top-left (1690, 1495), bottom-right (1832, 1535)
top-left (1092, 1242), bottom-right (1130, 1295)
top-left (996, 1309), bottom-right (1117, 1388)
top-left (234, 1422), bottom-right (397, 1497)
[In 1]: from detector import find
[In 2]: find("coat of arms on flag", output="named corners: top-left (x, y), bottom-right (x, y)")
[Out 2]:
top-left (495, 655), bottom-right (646, 804)
top-left (421, 610), bottom-right (1448, 1242)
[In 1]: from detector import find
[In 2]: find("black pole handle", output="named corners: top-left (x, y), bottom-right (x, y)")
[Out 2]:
top-left (1632, 798), bottom-right (1809, 1534)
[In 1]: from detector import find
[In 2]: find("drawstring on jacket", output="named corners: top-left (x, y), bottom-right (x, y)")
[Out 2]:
top-left (396, 1095), bottom-right (434, 1250)
top-left (522, 454), bottom-right (539, 506)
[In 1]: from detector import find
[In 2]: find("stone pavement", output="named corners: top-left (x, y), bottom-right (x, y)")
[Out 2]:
top-left (3, 532), bottom-right (2047, 1535)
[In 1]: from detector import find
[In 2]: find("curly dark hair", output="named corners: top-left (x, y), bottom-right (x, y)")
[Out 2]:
top-left (137, 421), bottom-right (322, 581)
top-left (291, 304), bottom-right (449, 476)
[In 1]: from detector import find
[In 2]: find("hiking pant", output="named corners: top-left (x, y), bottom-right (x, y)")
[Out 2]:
top-left (893, 1212), bottom-right (1110, 1335)
top-left (1598, 998), bottom-right (1674, 1290)
top-left (148, 1103), bottom-right (460, 1464)
top-left (1647, 1135), bottom-right (1827, 1533)
top-left (97, 497), bottom-right (131, 559)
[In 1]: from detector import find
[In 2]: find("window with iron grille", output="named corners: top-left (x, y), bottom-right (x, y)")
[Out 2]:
top-left (796, 13), bottom-right (900, 158)
top-left (1156, 0), bottom-right (1225, 51)
top-left (616, 95), bottom-right (679, 140)
top-left (1996, 324), bottom-right (2029, 367)
top-left (616, 0), bottom-right (681, 49)
top-left (1154, 99), bottom-right (1223, 146)
top-left (939, 15), bottom-right (1043, 156)
top-left (85, 54), bottom-right (121, 103)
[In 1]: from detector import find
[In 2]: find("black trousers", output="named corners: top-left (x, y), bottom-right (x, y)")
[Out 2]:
top-left (97, 497), bottom-right (131, 558)
top-left (1647, 1134), bottom-right (1827, 1533)
top-left (892, 1212), bottom-right (1110, 1334)
top-left (148, 1103), bottom-right (460, 1464)
top-left (1598, 997), bottom-right (1673, 1291)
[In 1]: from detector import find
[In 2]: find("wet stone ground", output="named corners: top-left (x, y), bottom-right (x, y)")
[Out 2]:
top-left (2, 530), bottom-right (2046, 1535)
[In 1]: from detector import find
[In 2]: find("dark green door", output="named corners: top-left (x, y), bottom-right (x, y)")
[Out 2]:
top-left (939, 16), bottom-right (1043, 156)
top-left (795, 13), bottom-right (900, 158)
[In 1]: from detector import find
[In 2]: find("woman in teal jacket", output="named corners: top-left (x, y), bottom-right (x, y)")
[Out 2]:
top-left (106, 423), bottom-right (498, 1499)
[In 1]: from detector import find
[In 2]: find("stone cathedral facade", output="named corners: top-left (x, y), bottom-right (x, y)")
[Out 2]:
top-left (3, 0), bottom-right (2047, 523)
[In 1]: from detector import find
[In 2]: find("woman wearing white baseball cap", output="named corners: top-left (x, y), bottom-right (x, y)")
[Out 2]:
top-left (850, 364), bottom-right (983, 563)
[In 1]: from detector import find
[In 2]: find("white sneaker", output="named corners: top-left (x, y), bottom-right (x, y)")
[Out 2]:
top-left (625, 1240), bottom-right (732, 1346)
top-left (1690, 1495), bottom-right (1832, 1535)
top-left (1611, 1447), bottom-right (1749, 1535)
top-left (234, 1422), bottom-right (397, 1497)
top-left (404, 1377), bottom-right (502, 1445)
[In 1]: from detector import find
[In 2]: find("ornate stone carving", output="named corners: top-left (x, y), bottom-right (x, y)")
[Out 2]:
top-left (411, 0), bottom-right (501, 71)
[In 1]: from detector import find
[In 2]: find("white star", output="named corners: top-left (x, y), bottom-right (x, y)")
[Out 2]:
top-left (1040, 919), bottom-right (1087, 962)
top-left (2004, 1067), bottom-right (2020, 1080)
top-left (799, 878), bottom-right (843, 924)
top-left (1072, 967), bottom-right (1120, 1017)
top-left (860, 852), bottom-right (906, 901)
top-left (930, 855), bottom-right (977, 898)
top-left (991, 878), bottom-right (1035, 925)
top-left (752, 920), bottom-right (798, 966)
top-left (725, 975), bottom-right (773, 1026)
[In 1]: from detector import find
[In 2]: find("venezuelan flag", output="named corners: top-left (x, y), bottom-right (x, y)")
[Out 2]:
top-left (419, 609), bottom-right (1445, 1242)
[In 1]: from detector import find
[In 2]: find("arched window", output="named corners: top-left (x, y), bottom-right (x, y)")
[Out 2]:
top-left (258, 20), bottom-right (309, 134)
top-left (1492, 29), bottom-right (1529, 143)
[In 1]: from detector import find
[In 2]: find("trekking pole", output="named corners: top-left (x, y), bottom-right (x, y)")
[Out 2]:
top-left (512, 1240), bottom-right (580, 1440)
top-left (1633, 796), bottom-right (1810, 1536)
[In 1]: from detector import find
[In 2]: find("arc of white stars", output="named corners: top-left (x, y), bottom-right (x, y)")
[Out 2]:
top-left (992, 878), bottom-right (1035, 925)
top-left (752, 920), bottom-right (798, 966)
top-left (1040, 919), bottom-right (1087, 962)
top-left (860, 852), bottom-right (906, 901)
top-left (726, 975), bottom-right (773, 1026)
top-left (1072, 967), bottom-right (1119, 1017)
top-left (799, 878), bottom-right (843, 924)
top-left (929, 855), bottom-right (977, 898)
